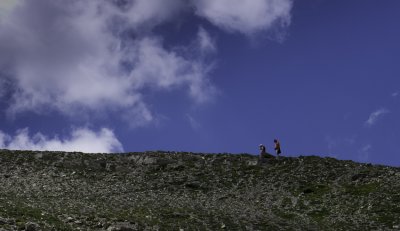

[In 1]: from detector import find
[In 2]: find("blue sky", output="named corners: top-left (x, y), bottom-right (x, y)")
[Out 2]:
top-left (0, 0), bottom-right (399, 166)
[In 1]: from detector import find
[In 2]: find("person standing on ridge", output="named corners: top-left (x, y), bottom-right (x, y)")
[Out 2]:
top-left (274, 139), bottom-right (281, 159)
top-left (259, 144), bottom-right (266, 163)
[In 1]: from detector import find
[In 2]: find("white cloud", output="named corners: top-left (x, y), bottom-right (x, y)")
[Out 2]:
top-left (114, 0), bottom-right (185, 29)
top-left (392, 92), bottom-right (399, 97)
top-left (0, 0), bottom-right (18, 19)
top-left (197, 27), bottom-right (217, 54)
top-left (0, 0), bottom-right (217, 126)
top-left (365, 108), bottom-right (390, 127)
top-left (0, 128), bottom-right (123, 153)
top-left (0, 0), bottom-right (293, 128)
top-left (192, 0), bottom-right (293, 35)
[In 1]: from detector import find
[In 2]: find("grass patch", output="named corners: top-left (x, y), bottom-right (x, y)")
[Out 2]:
top-left (299, 184), bottom-right (330, 199)
top-left (344, 182), bottom-right (380, 195)
top-left (0, 201), bottom-right (73, 230)
top-left (376, 213), bottom-right (397, 226)
top-left (274, 209), bottom-right (297, 220)
top-left (308, 208), bottom-right (329, 223)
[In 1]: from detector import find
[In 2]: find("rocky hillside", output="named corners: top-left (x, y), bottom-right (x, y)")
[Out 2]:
top-left (0, 149), bottom-right (399, 231)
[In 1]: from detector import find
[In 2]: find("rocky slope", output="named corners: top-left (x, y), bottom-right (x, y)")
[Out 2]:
top-left (0, 149), bottom-right (399, 230)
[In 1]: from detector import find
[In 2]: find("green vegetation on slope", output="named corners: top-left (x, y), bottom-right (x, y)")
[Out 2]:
top-left (0, 150), bottom-right (399, 230)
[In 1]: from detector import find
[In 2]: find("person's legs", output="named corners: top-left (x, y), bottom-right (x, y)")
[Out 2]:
top-left (259, 153), bottom-right (266, 164)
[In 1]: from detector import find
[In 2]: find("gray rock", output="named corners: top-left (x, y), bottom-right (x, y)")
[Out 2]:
top-left (0, 217), bottom-right (7, 225)
top-left (107, 222), bottom-right (137, 231)
top-left (25, 222), bottom-right (40, 231)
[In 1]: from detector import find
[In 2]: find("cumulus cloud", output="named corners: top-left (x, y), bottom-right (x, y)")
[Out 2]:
top-left (0, 0), bottom-right (293, 128)
top-left (0, 0), bottom-right (215, 125)
top-left (127, 36), bottom-right (216, 103)
top-left (0, 0), bottom-right (18, 19)
top-left (365, 108), bottom-right (390, 127)
top-left (0, 128), bottom-right (123, 153)
top-left (192, 0), bottom-right (293, 35)
top-left (111, 0), bottom-right (186, 29)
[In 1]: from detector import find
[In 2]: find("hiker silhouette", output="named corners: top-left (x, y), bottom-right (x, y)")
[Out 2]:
top-left (259, 144), bottom-right (266, 163)
top-left (274, 139), bottom-right (281, 159)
